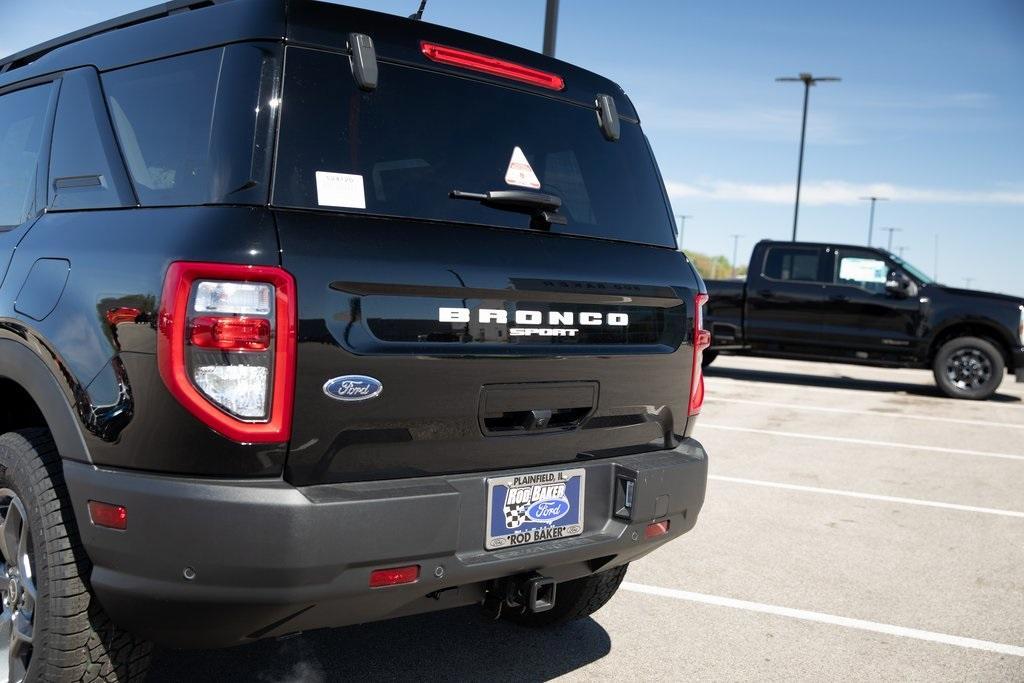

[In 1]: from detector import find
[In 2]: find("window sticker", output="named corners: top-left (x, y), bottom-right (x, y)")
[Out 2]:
top-left (315, 171), bottom-right (366, 209)
top-left (504, 146), bottom-right (541, 189)
top-left (839, 257), bottom-right (887, 284)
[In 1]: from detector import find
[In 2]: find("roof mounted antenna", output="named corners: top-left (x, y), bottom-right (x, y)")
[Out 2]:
top-left (409, 0), bottom-right (428, 21)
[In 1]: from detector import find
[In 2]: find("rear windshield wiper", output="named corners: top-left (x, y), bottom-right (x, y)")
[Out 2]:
top-left (450, 189), bottom-right (568, 229)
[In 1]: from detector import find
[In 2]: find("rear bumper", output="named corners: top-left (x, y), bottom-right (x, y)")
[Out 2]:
top-left (1013, 347), bottom-right (1024, 381)
top-left (63, 440), bottom-right (708, 648)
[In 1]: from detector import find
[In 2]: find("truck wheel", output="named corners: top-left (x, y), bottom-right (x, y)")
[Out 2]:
top-left (701, 351), bottom-right (719, 368)
top-left (504, 564), bottom-right (628, 628)
top-left (0, 429), bottom-right (151, 682)
top-left (932, 336), bottom-right (1004, 400)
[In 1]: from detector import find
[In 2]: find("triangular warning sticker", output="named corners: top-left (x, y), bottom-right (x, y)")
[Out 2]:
top-left (504, 146), bottom-right (541, 189)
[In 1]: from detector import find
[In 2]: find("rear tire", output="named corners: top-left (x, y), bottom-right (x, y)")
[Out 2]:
top-left (932, 336), bottom-right (1004, 400)
top-left (701, 350), bottom-right (719, 368)
top-left (503, 564), bottom-right (628, 628)
top-left (0, 429), bottom-right (152, 682)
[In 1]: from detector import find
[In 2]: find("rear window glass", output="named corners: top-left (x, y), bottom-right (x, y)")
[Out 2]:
top-left (101, 45), bottom-right (278, 206)
top-left (763, 246), bottom-right (827, 282)
top-left (273, 47), bottom-right (675, 247)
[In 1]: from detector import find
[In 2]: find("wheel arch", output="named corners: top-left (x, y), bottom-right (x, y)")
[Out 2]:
top-left (928, 320), bottom-right (1013, 368)
top-left (0, 338), bottom-right (91, 464)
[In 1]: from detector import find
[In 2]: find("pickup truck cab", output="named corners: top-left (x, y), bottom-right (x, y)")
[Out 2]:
top-left (0, 0), bottom-right (709, 679)
top-left (705, 239), bottom-right (1024, 400)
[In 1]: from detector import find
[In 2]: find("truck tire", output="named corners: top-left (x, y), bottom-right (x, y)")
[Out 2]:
top-left (701, 351), bottom-right (719, 368)
top-left (0, 429), bottom-right (152, 682)
top-left (932, 336), bottom-right (1004, 400)
top-left (504, 564), bottom-right (628, 628)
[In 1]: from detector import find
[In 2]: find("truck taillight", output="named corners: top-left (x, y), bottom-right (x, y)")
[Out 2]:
top-left (1019, 305), bottom-right (1023, 345)
top-left (688, 293), bottom-right (712, 416)
top-left (158, 262), bottom-right (296, 443)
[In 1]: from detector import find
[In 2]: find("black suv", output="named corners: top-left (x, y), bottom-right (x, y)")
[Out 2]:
top-left (0, 1), bottom-right (709, 679)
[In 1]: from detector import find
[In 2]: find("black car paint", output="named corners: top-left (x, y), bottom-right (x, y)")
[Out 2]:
top-left (706, 239), bottom-right (1024, 372)
top-left (0, 0), bottom-right (708, 649)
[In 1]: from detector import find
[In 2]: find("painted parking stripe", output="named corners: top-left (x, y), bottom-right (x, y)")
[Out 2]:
top-left (706, 377), bottom-right (1024, 409)
top-left (703, 396), bottom-right (1024, 430)
top-left (700, 423), bottom-right (1024, 462)
top-left (709, 474), bottom-right (1024, 519)
top-left (620, 582), bottom-right (1024, 658)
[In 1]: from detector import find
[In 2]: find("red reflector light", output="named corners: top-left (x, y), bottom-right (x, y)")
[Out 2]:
top-left (689, 293), bottom-right (711, 416)
top-left (88, 501), bottom-right (127, 530)
top-left (189, 316), bottom-right (271, 351)
top-left (645, 520), bottom-right (670, 539)
top-left (420, 41), bottom-right (565, 91)
top-left (369, 565), bottom-right (420, 588)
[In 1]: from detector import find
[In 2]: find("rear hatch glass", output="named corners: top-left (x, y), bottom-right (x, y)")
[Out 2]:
top-left (273, 47), bottom-right (675, 247)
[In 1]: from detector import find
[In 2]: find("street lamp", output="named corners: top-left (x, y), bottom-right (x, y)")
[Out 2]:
top-left (897, 246), bottom-right (909, 258)
top-left (859, 196), bottom-right (888, 246)
top-left (542, 0), bottom-right (559, 56)
top-left (730, 234), bottom-right (743, 278)
top-left (879, 226), bottom-right (901, 252)
top-left (776, 73), bottom-right (841, 241)
top-left (676, 214), bottom-right (692, 250)
top-left (964, 277), bottom-right (975, 289)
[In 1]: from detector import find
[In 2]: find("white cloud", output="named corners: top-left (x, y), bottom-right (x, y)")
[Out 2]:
top-left (664, 179), bottom-right (1024, 206)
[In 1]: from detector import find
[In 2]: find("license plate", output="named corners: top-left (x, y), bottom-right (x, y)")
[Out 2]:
top-left (485, 468), bottom-right (585, 550)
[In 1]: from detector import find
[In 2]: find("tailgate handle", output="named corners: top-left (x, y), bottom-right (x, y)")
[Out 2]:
top-left (480, 382), bottom-right (597, 436)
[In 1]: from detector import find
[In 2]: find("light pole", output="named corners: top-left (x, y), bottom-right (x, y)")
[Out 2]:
top-left (933, 234), bottom-right (939, 281)
top-left (879, 226), bottom-right (901, 252)
top-left (859, 196), bottom-right (888, 246)
top-left (542, 0), bottom-right (559, 57)
top-left (776, 73), bottom-right (841, 241)
top-left (730, 234), bottom-right (743, 278)
top-left (897, 246), bottom-right (908, 258)
top-left (964, 277), bottom-right (975, 289)
top-left (676, 214), bottom-right (692, 250)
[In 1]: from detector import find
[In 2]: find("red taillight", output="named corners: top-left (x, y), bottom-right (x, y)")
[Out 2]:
top-left (688, 293), bottom-right (711, 416)
top-left (157, 262), bottom-right (296, 443)
top-left (420, 41), bottom-right (565, 91)
top-left (369, 565), bottom-right (420, 588)
top-left (190, 316), bottom-right (272, 351)
top-left (88, 501), bottom-right (127, 530)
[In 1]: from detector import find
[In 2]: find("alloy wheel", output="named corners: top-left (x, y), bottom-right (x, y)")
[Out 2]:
top-left (945, 347), bottom-right (993, 390)
top-left (0, 490), bottom-right (35, 683)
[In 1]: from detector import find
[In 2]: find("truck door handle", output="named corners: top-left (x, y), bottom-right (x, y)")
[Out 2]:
top-left (829, 295), bottom-right (849, 303)
top-left (757, 289), bottom-right (774, 298)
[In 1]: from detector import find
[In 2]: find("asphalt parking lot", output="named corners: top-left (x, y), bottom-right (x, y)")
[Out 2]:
top-left (148, 355), bottom-right (1024, 682)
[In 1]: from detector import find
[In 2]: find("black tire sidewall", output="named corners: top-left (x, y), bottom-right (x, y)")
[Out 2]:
top-left (0, 429), bottom-right (54, 682)
top-left (933, 337), bottom-right (1004, 400)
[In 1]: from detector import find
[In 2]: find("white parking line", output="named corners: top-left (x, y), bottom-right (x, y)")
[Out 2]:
top-left (620, 582), bottom-right (1024, 658)
top-left (700, 424), bottom-right (1024, 462)
top-left (709, 475), bottom-right (1024, 518)
top-left (703, 396), bottom-right (1024, 430)
top-left (707, 377), bottom-right (1024, 409)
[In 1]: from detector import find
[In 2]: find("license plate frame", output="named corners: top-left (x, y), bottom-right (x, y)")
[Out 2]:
top-left (485, 468), bottom-right (586, 550)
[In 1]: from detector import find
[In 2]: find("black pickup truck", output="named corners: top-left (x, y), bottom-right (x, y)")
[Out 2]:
top-left (705, 240), bottom-right (1024, 400)
top-left (0, 0), bottom-right (709, 679)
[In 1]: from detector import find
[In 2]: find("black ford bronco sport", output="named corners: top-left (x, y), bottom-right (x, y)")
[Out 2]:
top-left (0, 1), bottom-right (709, 679)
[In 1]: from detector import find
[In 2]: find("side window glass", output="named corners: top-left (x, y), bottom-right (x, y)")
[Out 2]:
top-left (101, 45), bottom-right (275, 207)
top-left (762, 246), bottom-right (824, 283)
top-left (836, 253), bottom-right (889, 293)
top-left (0, 83), bottom-right (54, 228)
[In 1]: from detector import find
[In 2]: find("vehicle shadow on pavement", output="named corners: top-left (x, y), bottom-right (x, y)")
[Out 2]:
top-left (706, 366), bottom-right (1023, 403)
top-left (147, 606), bottom-right (611, 682)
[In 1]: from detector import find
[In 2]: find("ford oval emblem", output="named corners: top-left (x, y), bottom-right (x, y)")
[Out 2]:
top-left (526, 498), bottom-right (570, 524)
top-left (323, 375), bottom-right (383, 402)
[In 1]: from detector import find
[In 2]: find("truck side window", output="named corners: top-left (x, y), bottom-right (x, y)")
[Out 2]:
top-left (762, 246), bottom-right (826, 283)
top-left (835, 251), bottom-right (889, 294)
top-left (0, 83), bottom-right (54, 229)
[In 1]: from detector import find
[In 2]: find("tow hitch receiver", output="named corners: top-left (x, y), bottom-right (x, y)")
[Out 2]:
top-left (482, 573), bottom-right (557, 619)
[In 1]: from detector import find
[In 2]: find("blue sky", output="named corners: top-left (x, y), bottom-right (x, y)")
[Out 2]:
top-left (3, 0), bottom-right (1022, 294)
